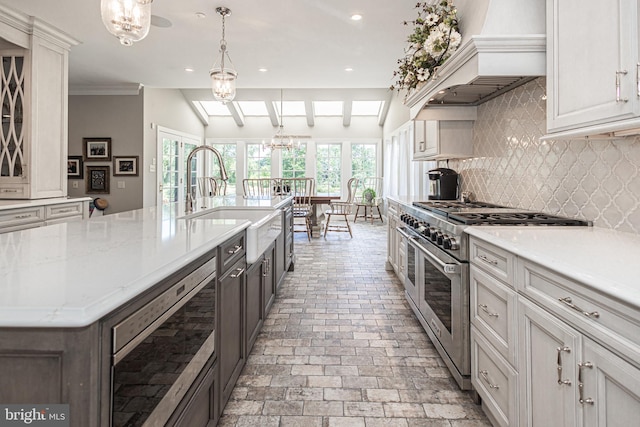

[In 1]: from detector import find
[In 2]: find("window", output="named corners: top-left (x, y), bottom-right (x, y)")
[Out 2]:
top-left (246, 143), bottom-right (271, 179)
top-left (210, 143), bottom-right (237, 195)
top-left (351, 143), bottom-right (377, 180)
top-left (316, 143), bottom-right (341, 196)
top-left (282, 143), bottom-right (307, 178)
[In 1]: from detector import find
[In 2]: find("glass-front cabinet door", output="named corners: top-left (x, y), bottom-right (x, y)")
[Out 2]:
top-left (0, 52), bottom-right (25, 183)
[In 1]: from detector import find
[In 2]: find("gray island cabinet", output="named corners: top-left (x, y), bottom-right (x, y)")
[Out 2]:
top-left (0, 195), bottom-right (293, 427)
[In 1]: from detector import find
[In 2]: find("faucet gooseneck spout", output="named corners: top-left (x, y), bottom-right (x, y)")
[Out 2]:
top-left (185, 145), bottom-right (229, 213)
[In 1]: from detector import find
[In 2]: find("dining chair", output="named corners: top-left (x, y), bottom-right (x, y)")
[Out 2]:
top-left (280, 177), bottom-right (315, 240)
top-left (354, 177), bottom-right (384, 224)
top-left (323, 177), bottom-right (359, 238)
top-left (242, 178), bottom-right (279, 197)
top-left (198, 177), bottom-right (227, 197)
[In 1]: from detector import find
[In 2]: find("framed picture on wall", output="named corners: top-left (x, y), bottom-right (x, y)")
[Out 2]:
top-left (113, 156), bottom-right (139, 176)
top-left (67, 156), bottom-right (83, 179)
top-left (86, 165), bottom-right (110, 194)
top-left (83, 137), bottom-right (112, 161)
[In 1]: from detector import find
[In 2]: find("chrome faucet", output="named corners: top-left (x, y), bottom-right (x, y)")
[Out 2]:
top-left (185, 145), bottom-right (229, 213)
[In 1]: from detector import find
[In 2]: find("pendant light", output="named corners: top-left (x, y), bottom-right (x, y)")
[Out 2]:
top-left (210, 6), bottom-right (237, 104)
top-left (101, 0), bottom-right (153, 46)
top-left (263, 90), bottom-right (306, 151)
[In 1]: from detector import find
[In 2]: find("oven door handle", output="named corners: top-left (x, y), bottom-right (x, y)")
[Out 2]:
top-left (396, 226), bottom-right (411, 239)
top-left (407, 235), bottom-right (460, 275)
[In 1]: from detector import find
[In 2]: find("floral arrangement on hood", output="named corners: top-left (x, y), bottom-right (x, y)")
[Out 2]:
top-left (391, 1), bottom-right (461, 93)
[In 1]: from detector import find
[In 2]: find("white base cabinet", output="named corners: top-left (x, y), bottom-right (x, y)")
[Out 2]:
top-left (469, 235), bottom-right (640, 427)
top-left (0, 198), bottom-right (90, 233)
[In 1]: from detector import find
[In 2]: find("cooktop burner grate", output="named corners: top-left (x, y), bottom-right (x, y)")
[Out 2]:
top-left (448, 211), bottom-right (591, 226)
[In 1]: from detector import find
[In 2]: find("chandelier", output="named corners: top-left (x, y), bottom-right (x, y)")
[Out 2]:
top-left (101, 0), bottom-right (153, 46)
top-left (210, 7), bottom-right (237, 104)
top-left (263, 90), bottom-right (309, 151)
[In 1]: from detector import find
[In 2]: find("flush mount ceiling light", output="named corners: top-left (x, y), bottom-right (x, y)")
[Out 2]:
top-left (101, 0), bottom-right (153, 46)
top-left (263, 90), bottom-right (310, 151)
top-left (210, 6), bottom-right (237, 104)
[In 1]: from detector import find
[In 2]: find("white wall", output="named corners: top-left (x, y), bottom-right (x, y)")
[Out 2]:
top-left (142, 88), bottom-right (206, 207)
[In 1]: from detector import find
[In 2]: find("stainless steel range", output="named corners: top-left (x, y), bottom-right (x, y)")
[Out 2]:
top-left (397, 200), bottom-right (590, 390)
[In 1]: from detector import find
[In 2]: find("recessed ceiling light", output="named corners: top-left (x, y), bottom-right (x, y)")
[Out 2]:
top-left (345, 67), bottom-right (353, 72)
top-left (351, 14), bottom-right (362, 21)
top-left (259, 68), bottom-right (268, 72)
top-left (195, 12), bottom-right (206, 19)
top-left (184, 68), bottom-right (194, 72)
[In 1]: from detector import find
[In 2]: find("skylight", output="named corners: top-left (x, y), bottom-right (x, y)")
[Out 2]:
top-left (352, 100), bottom-right (384, 116)
top-left (199, 101), bottom-right (231, 116)
top-left (313, 101), bottom-right (343, 116)
top-left (237, 101), bottom-right (269, 116)
top-left (274, 100), bottom-right (306, 116)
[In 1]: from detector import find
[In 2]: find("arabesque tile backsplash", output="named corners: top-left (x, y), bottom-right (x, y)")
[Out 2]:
top-left (444, 77), bottom-right (640, 234)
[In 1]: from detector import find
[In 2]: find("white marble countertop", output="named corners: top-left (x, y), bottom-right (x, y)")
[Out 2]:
top-left (466, 226), bottom-right (640, 310)
top-left (0, 196), bottom-right (92, 210)
top-left (0, 195), bottom-right (292, 328)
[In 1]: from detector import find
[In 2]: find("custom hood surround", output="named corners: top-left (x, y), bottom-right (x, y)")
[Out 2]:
top-left (405, 0), bottom-right (546, 119)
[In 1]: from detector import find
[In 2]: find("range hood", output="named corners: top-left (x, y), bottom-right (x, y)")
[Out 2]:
top-left (405, 0), bottom-right (546, 119)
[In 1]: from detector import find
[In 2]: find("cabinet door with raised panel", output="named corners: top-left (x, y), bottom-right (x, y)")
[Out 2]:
top-left (547, 0), bottom-right (639, 134)
top-left (581, 338), bottom-right (640, 427)
top-left (518, 298), bottom-right (580, 427)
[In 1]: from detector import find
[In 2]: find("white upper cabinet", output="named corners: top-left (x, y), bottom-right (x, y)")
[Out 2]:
top-left (0, 6), bottom-right (78, 199)
top-left (546, 0), bottom-right (640, 138)
top-left (412, 107), bottom-right (476, 161)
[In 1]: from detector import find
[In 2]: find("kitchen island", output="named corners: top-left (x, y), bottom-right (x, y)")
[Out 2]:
top-left (0, 195), bottom-right (292, 427)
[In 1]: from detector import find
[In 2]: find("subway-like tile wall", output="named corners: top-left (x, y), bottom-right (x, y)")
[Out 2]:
top-left (445, 78), bottom-right (640, 234)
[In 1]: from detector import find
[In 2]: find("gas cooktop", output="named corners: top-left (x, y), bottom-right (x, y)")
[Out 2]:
top-left (412, 200), bottom-right (591, 226)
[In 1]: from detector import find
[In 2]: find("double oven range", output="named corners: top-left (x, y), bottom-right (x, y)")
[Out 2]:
top-left (397, 200), bottom-right (590, 390)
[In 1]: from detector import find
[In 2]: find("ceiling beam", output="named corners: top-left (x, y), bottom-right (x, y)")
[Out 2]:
top-left (265, 100), bottom-right (279, 127)
top-left (378, 93), bottom-right (392, 126)
top-left (226, 102), bottom-right (245, 127)
top-left (304, 99), bottom-right (315, 127)
top-left (343, 100), bottom-right (352, 127)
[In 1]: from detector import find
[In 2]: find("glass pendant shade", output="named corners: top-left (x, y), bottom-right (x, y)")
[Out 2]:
top-left (210, 54), bottom-right (237, 104)
top-left (101, 0), bottom-right (152, 46)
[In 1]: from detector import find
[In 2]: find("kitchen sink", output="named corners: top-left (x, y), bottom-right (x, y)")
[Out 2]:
top-left (191, 208), bottom-right (281, 264)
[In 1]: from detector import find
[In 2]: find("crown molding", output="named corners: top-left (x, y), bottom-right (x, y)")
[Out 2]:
top-left (69, 84), bottom-right (143, 96)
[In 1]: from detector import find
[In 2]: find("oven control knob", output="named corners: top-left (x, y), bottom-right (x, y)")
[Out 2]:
top-left (443, 236), bottom-right (459, 250)
top-left (437, 233), bottom-right (446, 245)
top-left (429, 228), bottom-right (439, 241)
top-left (432, 231), bottom-right (443, 242)
top-left (416, 222), bottom-right (427, 232)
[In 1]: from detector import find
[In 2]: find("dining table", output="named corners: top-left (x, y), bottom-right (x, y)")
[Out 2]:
top-left (295, 195), bottom-right (340, 236)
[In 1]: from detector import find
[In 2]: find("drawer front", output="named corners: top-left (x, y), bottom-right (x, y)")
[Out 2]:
top-left (470, 237), bottom-right (515, 285)
top-left (0, 185), bottom-right (27, 199)
top-left (220, 233), bottom-right (246, 273)
top-left (0, 206), bottom-right (45, 229)
top-left (518, 259), bottom-right (640, 365)
top-left (46, 202), bottom-right (85, 220)
top-left (471, 327), bottom-right (518, 427)
top-left (470, 266), bottom-right (518, 366)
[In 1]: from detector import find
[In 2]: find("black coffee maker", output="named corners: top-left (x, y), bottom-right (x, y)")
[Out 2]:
top-left (428, 168), bottom-right (459, 200)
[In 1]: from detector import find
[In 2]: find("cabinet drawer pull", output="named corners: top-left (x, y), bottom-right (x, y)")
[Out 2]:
top-left (479, 370), bottom-right (499, 389)
top-left (230, 267), bottom-right (245, 278)
top-left (556, 346), bottom-right (572, 386)
top-left (478, 254), bottom-right (498, 266)
top-left (227, 245), bottom-right (242, 255)
top-left (558, 297), bottom-right (600, 319)
top-left (14, 214), bottom-right (32, 219)
top-left (578, 361), bottom-right (594, 405)
top-left (56, 208), bottom-right (74, 213)
top-left (1, 189), bottom-right (19, 193)
top-left (616, 69), bottom-right (629, 103)
top-left (479, 304), bottom-right (499, 317)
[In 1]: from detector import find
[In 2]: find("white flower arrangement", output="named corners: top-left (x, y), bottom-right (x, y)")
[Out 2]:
top-left (391, 1), bottom-right (461, 93)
